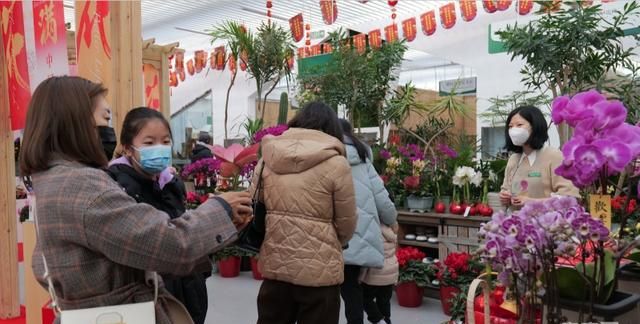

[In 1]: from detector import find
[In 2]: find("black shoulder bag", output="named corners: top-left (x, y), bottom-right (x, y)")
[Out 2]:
top-left (236, 162), bottom-right (267, 253)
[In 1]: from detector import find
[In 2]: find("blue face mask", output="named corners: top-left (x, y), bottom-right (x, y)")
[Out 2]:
top-left (133, 145), bottom-right (172, 174)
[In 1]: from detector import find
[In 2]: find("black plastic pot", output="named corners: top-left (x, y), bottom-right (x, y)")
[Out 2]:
top-left (558, 291), bottom-right (640, 321)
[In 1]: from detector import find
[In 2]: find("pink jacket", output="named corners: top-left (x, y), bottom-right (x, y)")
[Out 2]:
top-left (360, 225), bottom-right (398, 286)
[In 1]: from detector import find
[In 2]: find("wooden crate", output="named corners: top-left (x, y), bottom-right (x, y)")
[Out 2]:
top-left (438, 223), bottom-right (480, 259)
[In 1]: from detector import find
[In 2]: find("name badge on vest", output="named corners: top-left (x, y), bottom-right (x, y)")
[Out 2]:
top-left (528, 171), bottom-right (541, 178)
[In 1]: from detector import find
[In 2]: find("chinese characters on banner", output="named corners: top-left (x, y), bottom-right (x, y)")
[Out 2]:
top-left (310, 44), bottom-right (322, 56)
top-left (483, 0), bottom-right (498, 13)
top-left (323, 43), bottom-right (333, 54)
top-left (75, 1), bottom-right (112, 87)
top-left (289, 14), bottom-right (304, 42)
top-left (420, 11), bottom-right (437, 36)
top-left (368, 29), bottom-right (382, 49)
top-left (186, 59), bottom-right (195, 75)
top-left (440, 3), bottom-right (457, 29)
top-left (497, 0), bottom-right (512, 11)
top-left (142, 63), bottom-right (160, 110)
top-left (31, 0), bottom-right (69, 85)
top-left (517, 0), bottom-right (534, 15)
top-left (589, 194), bottom-right (612, 229)
top-left (1, 0), bottom-right (32, 130)
top-left (401, 18), bottom-right (416, 42)
top-left (297, 47), bottom-right (307, 59)
top-left (319, 0), bottom-right (338, 25)
top-left (353, 33), bottom-right (366, 54)
top-left (459, 0), bottom-right (477, 22)
top-left (228, 54), bottom-right (237, 74)
top-left (215, 46), bottom-right (225, 70)
top-left (384, 24), bottom-right (398, 43)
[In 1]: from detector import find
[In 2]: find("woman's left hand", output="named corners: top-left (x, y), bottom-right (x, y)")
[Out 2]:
top-left (511, 196), bottom-right (528, 208)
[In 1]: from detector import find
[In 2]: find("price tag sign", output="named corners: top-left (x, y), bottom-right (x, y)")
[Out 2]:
top-left (463, 206), bottom-right (471, 218)
top-left (589, 194), bottom-right (612, 229)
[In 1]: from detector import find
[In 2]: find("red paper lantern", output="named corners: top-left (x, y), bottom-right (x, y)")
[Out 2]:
top-left (194, 50), bottom-right (206, 73)
top-left (289, 14), bottom-right (304, 42)
top-left (384, 24), bottom-right (399, 43)
top-left (175, 52), bottom-right (184, 73)
top-left (402, 17), bottom-right (417, 42)
top-left (420, 11), bottom-right (437, 36)
top-left (319, 0), bottom-right (338, 25)
top-left (228, 55), bottom-right (237, 74)
top-left (388, 0), bottom-right (398, 6)
top-left (353, 33), bottom-right (367, 54)
top-left (517, 0), bottom-right (533, 15)
top-left (215, 46), bottom-right (226, 70)
top-left (496, 0), bottom-right (512, 10)
top-left (440, 3), bottom-right (456, 30)
top-left (483, 0), bottom-right (498, 13)
top-left (323, 43), bottom-right (333, 53)
top-left (459, 0), bottom-right (477, 22)
top-left (369, 29), bottom-right (382, 49)
top-left (169, 71), bottom-right (178, 87)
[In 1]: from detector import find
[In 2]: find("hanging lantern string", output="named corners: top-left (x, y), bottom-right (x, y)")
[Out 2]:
top-left (388, 0), bottom-right (398, 21)
top-left (266, 0), bottom-right (272, 22)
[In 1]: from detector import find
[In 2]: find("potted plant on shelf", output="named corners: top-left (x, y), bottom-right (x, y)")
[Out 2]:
top-left (404, 159), bottom-right (432, 213)
top-left (432, 252), bottom-right (484, 317)
top-left (213, 246), bottom-right (246, 278)
top-left (452, 166), bottom-right (483, 216)
top-left (396, 247), bottom-right (432, 308)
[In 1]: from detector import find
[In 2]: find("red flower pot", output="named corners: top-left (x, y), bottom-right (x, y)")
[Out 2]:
top-left (439, 285), bottom-right (461, 316)
top-left (250, 257), bottom-right (264, 280)
top-left (396, 282), bottom-right (424, 307)
top-left (217, 256), bottom-right (241, 278)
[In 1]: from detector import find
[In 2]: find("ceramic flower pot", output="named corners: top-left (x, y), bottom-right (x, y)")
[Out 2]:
top-left (250, 257), bottom-right (263, 280)
top-left (406, 195), bottom-right (433, 213)
top-left (396, 282), bottom-right (424, 307)
top-left (440, 285), bottom-right (461, 316)
top-left (217, 256), bottom-right (241, 278)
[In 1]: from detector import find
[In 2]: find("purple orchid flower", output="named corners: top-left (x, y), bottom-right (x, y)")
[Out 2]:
top-left (379, 149), bottom-right (392, 160)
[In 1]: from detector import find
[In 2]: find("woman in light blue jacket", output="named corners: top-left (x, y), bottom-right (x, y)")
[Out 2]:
top-left (339, 119), bottom-right (397, 324)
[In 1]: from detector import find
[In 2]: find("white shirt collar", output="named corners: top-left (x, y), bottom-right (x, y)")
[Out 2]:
top-left (518, 150), bottom-right (537, 167)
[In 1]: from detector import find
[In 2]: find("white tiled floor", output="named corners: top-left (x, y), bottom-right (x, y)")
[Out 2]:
top-left (205, 271), bottom-right (449, 324)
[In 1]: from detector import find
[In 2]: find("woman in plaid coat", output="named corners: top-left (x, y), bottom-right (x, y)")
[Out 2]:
top-left (19, 76), bottom-right (252, 324)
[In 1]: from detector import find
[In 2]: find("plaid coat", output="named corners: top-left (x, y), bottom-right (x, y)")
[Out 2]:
top-left (31, 160), bottom-right (237, 323)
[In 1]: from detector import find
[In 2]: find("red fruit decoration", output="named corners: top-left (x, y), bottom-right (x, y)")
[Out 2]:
top-left (468, 204), bottom-right (477, 216)
top-left (435, 201), bottom-right (447, 214)
top-left (450, 202), bottom-right (463, 215)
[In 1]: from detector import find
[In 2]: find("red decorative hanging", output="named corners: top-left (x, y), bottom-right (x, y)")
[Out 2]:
top-left (496, 0), bottom-right (512, 11)
top-left (388, 0), bottom-right (398, 21)
top-left (368, 29), bottom-right (382, 49)
top-left (175, 52), bottom-right (184, 73)
top-left (402, 18), bottom-right (417, 42)
top-left (459, 0), bottom-right (477, 22)
top-left (287, 54), bottom-right (294, 69)
top-left (187, 59), bottom-right (195, 76)
top-left (289, 14), bottom-right (304, 42)
top-left (483, 0), bottom-right (498, 13)
top-left (420, 11), bottom-right (437, 36)
top-left (353, 33), bottom-right (367, 54)
top-left (439, 3), bottom-right (456, 30)
top-left (240, 50), bottom-right (248, 71)
top-left (215, 46), bottom-right (226, 70)
top-left (266, 0), bottom-right (272, 22)
top-left (388, 0), bottom-right (398, 6)
top-left (319, 0), bottom-right (338, 25)
top-left (541, 0), bottom-right (562, 13)
top-left (179, 70), bottom-right (186, 82)
top-left (228, 54), bottom-right (237, 74)
top-left (305, 23), bottom-right (312, 46)
top-left (310, 44), bottom-right (322, 56)
top-left (194, 50), bottom-right (206, 73)
top-left (517, 0), bottom-right (533, 15)
top-left (323, 43), bottom-right (333, 53)
top-left (169, 71), bottom-right (178, 87)
top-left (580, 0), bottom-right (594, 7)
top-left (384, 24), bottom-right (399, 43)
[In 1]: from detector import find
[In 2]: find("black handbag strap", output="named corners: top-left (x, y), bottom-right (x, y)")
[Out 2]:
top-left (253, 161), bottom-right (266, 202)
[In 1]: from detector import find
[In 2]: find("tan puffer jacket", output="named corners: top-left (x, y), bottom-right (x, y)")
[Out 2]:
top-left (360, 225), bottom-right (399, 286)
top-left (251, 128), bottom-right (357, 287)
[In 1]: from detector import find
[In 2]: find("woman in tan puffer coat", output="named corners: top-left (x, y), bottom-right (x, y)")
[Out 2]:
top-left (360, 224), bottom-right (399, 324)
top-left (251, 102), bottom-right (357, 324)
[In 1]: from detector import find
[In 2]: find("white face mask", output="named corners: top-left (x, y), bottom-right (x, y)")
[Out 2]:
top-left (509, 127), bottom-right (530, 146)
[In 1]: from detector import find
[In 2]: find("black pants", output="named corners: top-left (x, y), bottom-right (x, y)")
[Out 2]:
top-left (340, 265), bottom-right (364, 324)
top-left (362, 284), bottom-right (393, 324)
top-left (257, 279), bottom-right (341, 324)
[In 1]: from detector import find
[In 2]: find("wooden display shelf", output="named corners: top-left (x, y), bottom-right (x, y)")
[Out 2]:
top-left (398, 239), bottom-right (438, 249)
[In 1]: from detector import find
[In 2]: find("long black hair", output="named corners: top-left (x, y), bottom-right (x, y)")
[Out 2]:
top-left (504, 105), bottom-right (548, 154)
top-left (120, 107), bottom-right (173, 147)
top-left (339, 119), bottom-right (369, 163)
top-left (288, 102), bottom-right (344, 141)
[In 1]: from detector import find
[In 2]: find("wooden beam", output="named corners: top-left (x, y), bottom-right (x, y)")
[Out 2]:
top-left (142, 38), bottom-right (155, 50)
top-left (110, 1), bottom-right (144, 138)
top-left (143, 42), bottom-right (181, 120)
top-left (0, 20), bottom-right (20, 319)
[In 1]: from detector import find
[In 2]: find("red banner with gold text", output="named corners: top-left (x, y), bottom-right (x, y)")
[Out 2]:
top-left (1, 0), bottom-right (32, 130)
top-left (402, 18), bottom-right (417, 42)
top-left (384, 24), bottom-right (398, 43)
top-left (289, 13), bottom-right (304, 42)
top-left (459, 0), bottom-right (477, 22)
top-left (369, 29), bottom-right (382, 49)
top-left (31, 0), bottom-right (69, 84)
top-left (143, 63), bottom-right (160, 110)
top-left (319, 0), bottom-right (338, 25)
top-left (420, 11), bottom-right (437, 36)
top-left (440, 3), bottom-right (457, 30)
top-left (517, 0), bottom-right (533, 15)
top-left (353, 33), bottom-right (366, 54)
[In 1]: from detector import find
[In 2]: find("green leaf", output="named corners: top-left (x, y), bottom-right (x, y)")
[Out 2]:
top-left (625, 250), bottom-right (640, 263)
top-left (556, 267), bottom-right (588, 300)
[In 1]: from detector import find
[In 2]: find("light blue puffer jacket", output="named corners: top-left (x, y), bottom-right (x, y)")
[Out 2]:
top-left (342, 137), bottom-right (397, 268)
